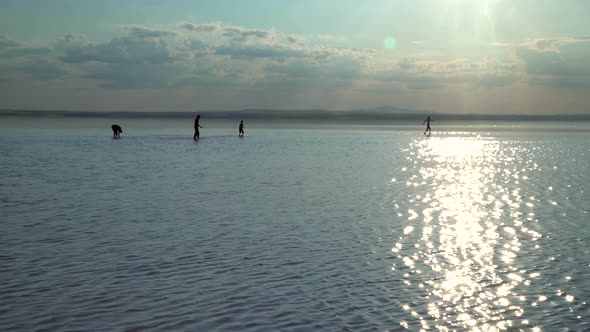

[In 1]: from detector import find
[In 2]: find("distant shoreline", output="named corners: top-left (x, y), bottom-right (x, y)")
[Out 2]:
top-left (1, 109), bottom-right (589, 122)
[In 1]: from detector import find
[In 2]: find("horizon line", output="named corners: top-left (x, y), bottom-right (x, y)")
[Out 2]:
top-left (1, 109), bottom-right (590, 121)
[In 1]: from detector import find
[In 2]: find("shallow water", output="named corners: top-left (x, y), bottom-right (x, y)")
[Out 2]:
top-left (1, 119), bottom-right (589, 331)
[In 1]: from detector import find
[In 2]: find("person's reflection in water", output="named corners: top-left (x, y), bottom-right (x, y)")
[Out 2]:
top-left (111, 124), bottom-right (123, 138)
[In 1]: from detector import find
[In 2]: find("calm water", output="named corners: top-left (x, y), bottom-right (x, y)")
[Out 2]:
top-left (1, 118), bottom-right (589, 331)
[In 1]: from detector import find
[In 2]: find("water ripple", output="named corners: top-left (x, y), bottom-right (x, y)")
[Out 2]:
top-left (390, 135), bottom-right (589, 331)
top-left (1, 128), bottom-right (588, 331)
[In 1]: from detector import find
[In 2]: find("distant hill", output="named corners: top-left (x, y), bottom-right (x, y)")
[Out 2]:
top-left (1, 108), bottom-right (589, 122)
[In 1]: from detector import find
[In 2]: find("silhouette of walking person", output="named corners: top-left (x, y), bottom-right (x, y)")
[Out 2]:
top-left (423, 116), bottom-right (433, 136)
top-left (238, 120), bottom-right (245, 137)
top-left (193, 114), bottom-right (203, 140)
top-left (111, 124), bottom-right (123, 138)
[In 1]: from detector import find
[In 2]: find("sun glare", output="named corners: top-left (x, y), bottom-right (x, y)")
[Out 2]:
top-left (392, 135), bottom-right (544, 330)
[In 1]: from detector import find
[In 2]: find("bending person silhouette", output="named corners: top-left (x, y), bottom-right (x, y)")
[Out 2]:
top-left (423, 116), bottom-right (433, 136)
top-left (193, 114), bottom-right (203, 140)
top-left (111, 124), bottom-right (123, 138)
top-left (238, 120), bottom-right (245, 137)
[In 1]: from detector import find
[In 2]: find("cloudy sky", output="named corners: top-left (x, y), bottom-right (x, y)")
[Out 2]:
top-left (1, 0), bottom-right (589, 114)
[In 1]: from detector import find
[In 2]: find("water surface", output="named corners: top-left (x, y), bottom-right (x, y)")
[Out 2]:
top-left (1, 119), bottom-right (589, 331)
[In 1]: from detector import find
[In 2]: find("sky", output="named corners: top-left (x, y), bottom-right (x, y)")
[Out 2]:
top-left (0, 0), bottom-right (589, 114)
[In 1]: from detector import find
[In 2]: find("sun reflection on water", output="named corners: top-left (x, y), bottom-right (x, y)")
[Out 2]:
top-left (391, 135), bottom-right (545, 331)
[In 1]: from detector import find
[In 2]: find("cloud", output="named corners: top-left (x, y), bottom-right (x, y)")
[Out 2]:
top-left (56, 34), bottom-right (91, 51)
top-left (512, 37), bottom-right (590, 88)
top-left (477, 74), bottom-right (518, 87)
top-left (521, 37), bottom-right (590, 53)
top-left (126, 26), bottom-right (176, 39)
top-left (59, 33), bottom-right (174, 65)
top-left (179, 23), bottom-right (219, 32)
top-left (0, 60), bottom-right (67, 80)
top-left (214, 43), bottom-right (307, 59)
top-left (18, 60), bottom-right (67, 80)
top-left (184, 39), bottom-right (207, 50)
top-left (180, 22), bottom-right (304, 47)
top-left (0, 35), bottom-right (64, 80)
top-left (0, 35), bottom-right (21, 48)
top-left (0, 47), bottom-right (51, 58)
top-left (369, 69), bottom-right (445, 90)
top-left (264, 55), bottom-right (363, 82)
top-left (181, 22), bottom-right (274, 42)
top-left (489, 37), bottom-right (590, 88)
top-left (53, 24), bottom-right (343, 89)
top-left (222, 27), bottom-right (243, 38)
top-left (223, 27), bottom-right (270, 41)
top-left (516, 38), bottom-right (590, 75)
top-left (83, 63), bottom-right (188, 89)
top-left (265, 60), bottom-right (322, 79)
top-left (49, 22), bottom-right (520, 92)
top-left (367, 56), bottom-right (519, 90)
top-left (323, 55), bottom-right (362, 79)
top-left (241, 29), bottom-right (270, 39)
top-left (1, 22), bottom-right (523, 94)
top-left (0, 35), bottom-right (51, 58)
top-left (530, 76), bottom-right (590, 89)
top-left (3, 20), bottom-right (590, 114)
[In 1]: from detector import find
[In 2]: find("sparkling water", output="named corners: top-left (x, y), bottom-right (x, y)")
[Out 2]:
top-left (1, 118), bottom-right (589, 331)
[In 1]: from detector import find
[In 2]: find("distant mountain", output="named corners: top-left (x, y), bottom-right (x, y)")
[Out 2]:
top-left (349, 106), bottom-right (430, 114)
top-left (1, 108), bottom-right (589, 122)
